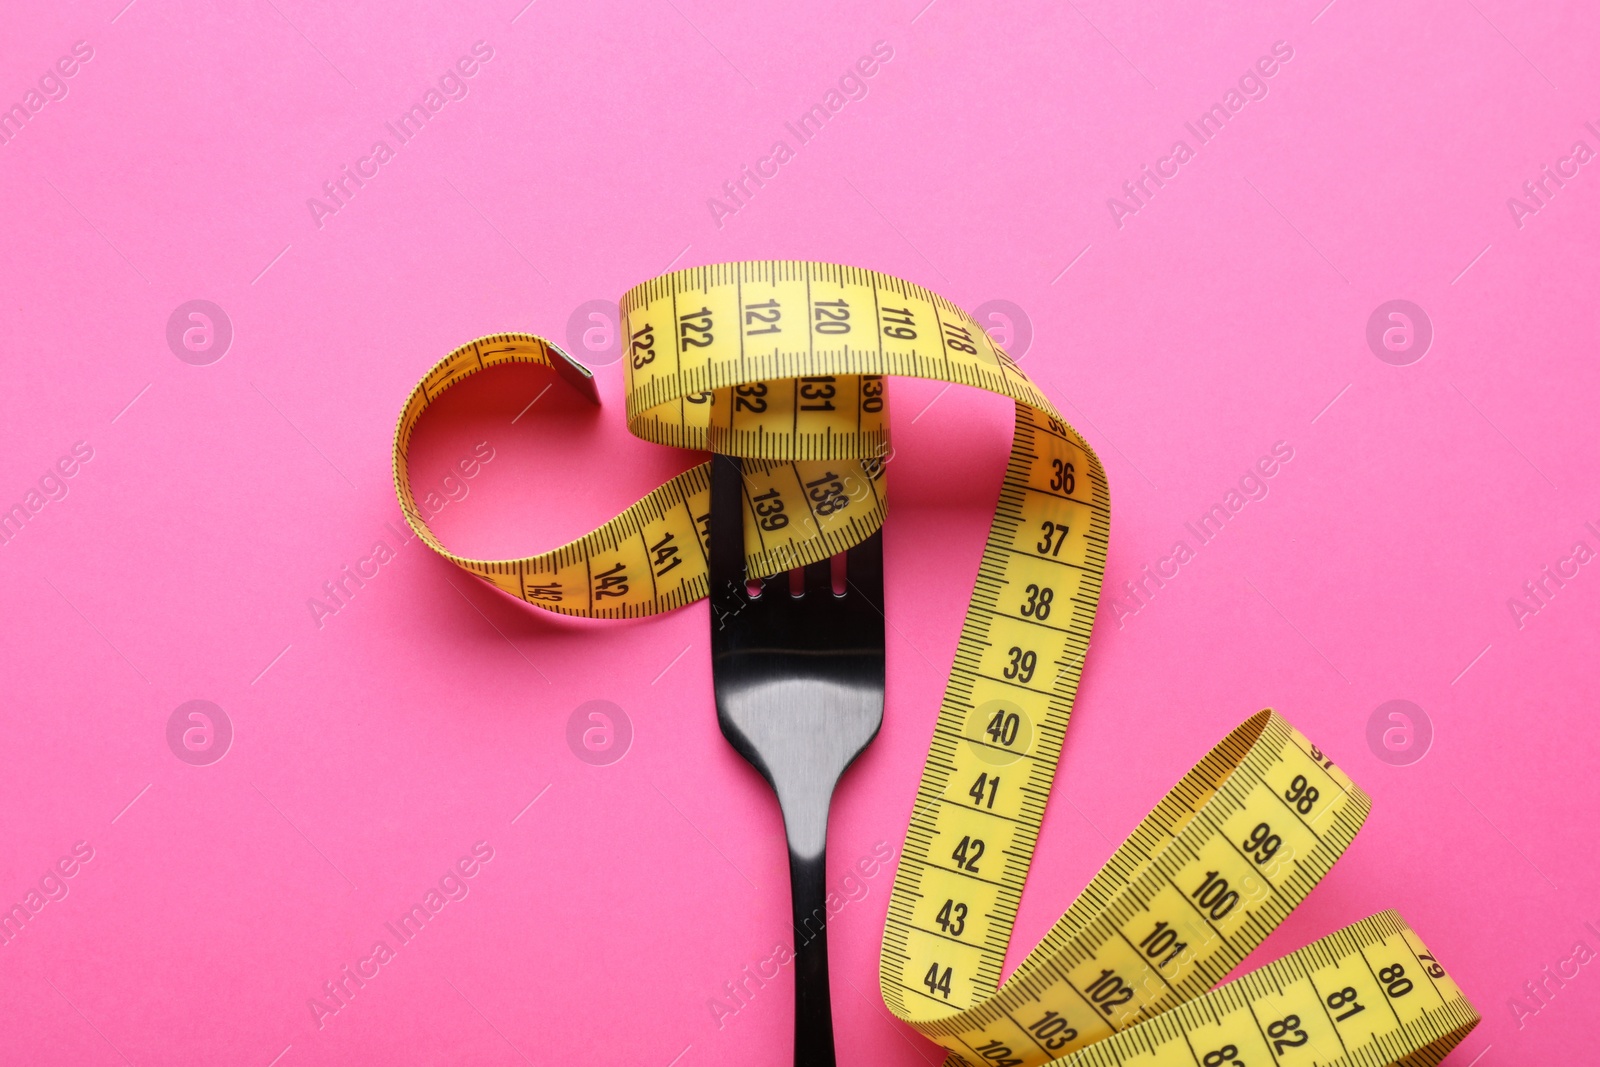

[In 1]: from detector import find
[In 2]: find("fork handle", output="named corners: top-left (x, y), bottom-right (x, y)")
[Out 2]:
top-left (789, 846), bottom-right (836, 1067)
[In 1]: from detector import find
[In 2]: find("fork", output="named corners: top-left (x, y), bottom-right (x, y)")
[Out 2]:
top-left (708, 454), bottom-right (887, 1067)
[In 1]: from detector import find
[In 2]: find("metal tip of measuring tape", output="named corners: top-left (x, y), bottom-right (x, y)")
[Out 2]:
top-left (546, 341), bottom-right (601, 406)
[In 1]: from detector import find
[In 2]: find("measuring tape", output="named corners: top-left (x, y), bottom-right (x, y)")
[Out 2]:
top-left (392, 261), bottom-right (1479, 1065)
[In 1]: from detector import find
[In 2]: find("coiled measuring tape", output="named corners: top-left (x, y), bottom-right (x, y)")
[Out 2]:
top-left (392, 261), bottom-right (1479, 1065)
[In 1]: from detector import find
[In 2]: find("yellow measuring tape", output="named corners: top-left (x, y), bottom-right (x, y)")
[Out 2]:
top-left (392, 261), bottom-right (1479, 1065)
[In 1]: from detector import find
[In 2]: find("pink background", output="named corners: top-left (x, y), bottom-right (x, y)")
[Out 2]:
top-left (1, 0), bottom-right (1596, 1063)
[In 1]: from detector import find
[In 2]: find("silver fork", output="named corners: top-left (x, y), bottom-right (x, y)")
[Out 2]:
top-left (708, 454), bottom-right (886, 1067)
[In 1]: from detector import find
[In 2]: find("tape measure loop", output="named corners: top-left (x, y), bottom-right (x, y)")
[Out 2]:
top-left (390, 263), bottom-right (1477, 1061)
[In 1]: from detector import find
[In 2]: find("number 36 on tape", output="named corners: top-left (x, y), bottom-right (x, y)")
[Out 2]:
top-left (390, 261), bottom-right (1480, 1066)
